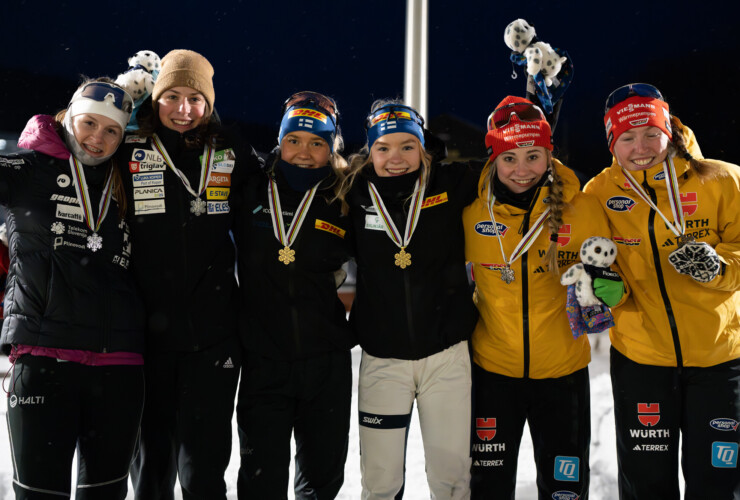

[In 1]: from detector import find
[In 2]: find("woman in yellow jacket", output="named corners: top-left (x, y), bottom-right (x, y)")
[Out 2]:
top-left (585, 83), bottom-right (740, 499)
top-left (463, 96), bottom-right (615, 499)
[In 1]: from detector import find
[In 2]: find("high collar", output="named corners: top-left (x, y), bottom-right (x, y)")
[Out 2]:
top-left (17, 115), bottom-right (70, 160)
top-left (364, 166), bottom-right (422, 199)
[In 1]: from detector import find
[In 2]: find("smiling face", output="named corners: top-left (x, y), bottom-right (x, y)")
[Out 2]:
top-left (157, 86), bottom-right (208, 132)
top-left (280, 131), bottom-right (330, 168)
top-left (70, 113), bottom-right (123, 158)
top-left (370, 132), bottom-right (422, 177)
top-left (613, 125), bottom-right (670, 171)
top-left (494, 146), bottom-right (549, 193)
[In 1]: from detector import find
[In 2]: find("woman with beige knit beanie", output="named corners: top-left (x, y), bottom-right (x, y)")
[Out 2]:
top-left (114, 48), bottom-right (261, 499)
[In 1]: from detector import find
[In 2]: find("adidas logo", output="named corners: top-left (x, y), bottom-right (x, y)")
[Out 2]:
top-left (633, 444), bottom-right (642, 451)
top-left (222, 357), bottom-right (235, 369)
top-left (474, 460), bottom-right (480, 466)
top-left (533, 266), bottom-right (546, 274)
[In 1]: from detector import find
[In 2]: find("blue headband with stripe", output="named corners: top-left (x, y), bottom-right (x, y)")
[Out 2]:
top-left (366, 104), bottom-right (425, 148)
top-left (278, 102), bottom-right (337, 152)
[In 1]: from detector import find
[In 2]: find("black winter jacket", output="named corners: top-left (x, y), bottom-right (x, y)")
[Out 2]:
top-left (117, 126), bottom-right (260, 352)
top-left (0, 149), bottom-right (146, 354)
top-left (348, 160), bottom-right (480, 360)
top-left (234, 160), bottom-right (354, 361)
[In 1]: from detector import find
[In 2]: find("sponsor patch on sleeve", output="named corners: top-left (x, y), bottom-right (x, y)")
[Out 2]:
top-left (314, 219), bottom-right (346, 238)
top-left (421, 192), bottom-right (448, 209)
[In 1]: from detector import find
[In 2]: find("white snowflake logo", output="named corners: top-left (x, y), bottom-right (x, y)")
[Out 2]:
top-left (51, 222), bottom-right (65, 235)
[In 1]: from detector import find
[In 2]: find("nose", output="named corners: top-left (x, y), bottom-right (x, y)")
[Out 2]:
top-left (634, 136), bottom-right (649, 152)
top-left (178, 99), bottom-right (191, 114)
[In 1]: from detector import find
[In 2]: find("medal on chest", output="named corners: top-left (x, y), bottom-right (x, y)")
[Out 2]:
top-left (152, 135), bottom-right (215, 216)
top-left (267, 177), bottom-right (319, 265)
top-left (485, 181), bottom-right (551, 284)
top-left (68, 157), bottom-right (114, 252)
top-left (368, 171), bottom-right (426, 269)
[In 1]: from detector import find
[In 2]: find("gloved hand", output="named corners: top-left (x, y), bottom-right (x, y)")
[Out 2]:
top-left (585, 265), bottom-right (624, 307)
top-left (668, 242), bottom-right (721, 283)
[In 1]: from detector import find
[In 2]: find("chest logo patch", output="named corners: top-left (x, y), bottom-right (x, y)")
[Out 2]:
top-left (606, 196), bottom-right (637, 212)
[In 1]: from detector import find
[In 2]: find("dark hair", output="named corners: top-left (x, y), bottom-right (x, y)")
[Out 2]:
top-left (668, 115), bottom-right (724, 181)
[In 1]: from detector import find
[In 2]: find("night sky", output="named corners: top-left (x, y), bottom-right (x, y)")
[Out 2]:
top-left (2, 0), bottom-right (738, 177)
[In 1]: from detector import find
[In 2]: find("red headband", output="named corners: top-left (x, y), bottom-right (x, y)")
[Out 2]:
top-left (604, 96), bottom-right (672, 151)
top-left (485, 96), bottom-right (553, 162)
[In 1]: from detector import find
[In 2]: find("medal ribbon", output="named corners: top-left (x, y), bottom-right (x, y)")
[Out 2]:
top-left (620, 157), bottom-right (685, 238)
top-left (367, 169), bottom-right (427, 250)
top-left (68, 156), bottom-right (114, 234)
top-left (152, 134), bottom-right (214, 198)
top-left (267, 178), bottom-right (319, 248)
top-left (486, 180), bottom-right (551, 268)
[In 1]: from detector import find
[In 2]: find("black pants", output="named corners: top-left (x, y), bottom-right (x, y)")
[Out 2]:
top-left (611, 347), bottom-right (740, 500)
top-left (471, 363), bottom-right (591, 500)
top-left (130, 335), bottom-right (241, 500)
top-left (236, 349), bottom-right (352, 499)
top-left (6, 355), bottom-right (144, 499)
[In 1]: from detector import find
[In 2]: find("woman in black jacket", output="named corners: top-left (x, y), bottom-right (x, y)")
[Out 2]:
top-left (1, 79), bottom-right (145, 499)
top-left (336, 100), bottom-right (480, 499)
top-left (234, 91), bottom-right (354, 499)
top-left (115, 49), bottom-right (261, 499)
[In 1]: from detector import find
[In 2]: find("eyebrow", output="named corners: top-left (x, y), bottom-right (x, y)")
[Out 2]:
top-left (375, 138), bottom-right (417, 146)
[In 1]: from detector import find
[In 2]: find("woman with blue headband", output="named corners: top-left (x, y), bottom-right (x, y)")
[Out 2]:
top-left (337, 99), bottom-right (480, 499)
top-left (0, 78), bottom-right (146, 499)
top-left (585, 83), bottom-right (740, 498)
top-left (234, 91), bottom-right (354, 498)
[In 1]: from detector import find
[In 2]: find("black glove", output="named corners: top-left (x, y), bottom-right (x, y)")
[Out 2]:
top-left (668, 242), bottom-right (721, 283)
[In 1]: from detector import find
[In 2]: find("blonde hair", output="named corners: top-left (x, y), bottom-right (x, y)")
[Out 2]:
top-left (668, 115), bottom-right (725, 181)
top-left (335, 139), bottom-right (432, 215)
top-left (485, 150), bottom-right (567, 275)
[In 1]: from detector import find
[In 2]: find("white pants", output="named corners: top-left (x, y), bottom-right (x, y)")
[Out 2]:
top-left (358, 340), bottom-right (472, 500)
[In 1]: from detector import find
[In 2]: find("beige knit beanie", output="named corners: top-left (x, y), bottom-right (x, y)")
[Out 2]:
top-left (152, 49), bottom-right (215, 111)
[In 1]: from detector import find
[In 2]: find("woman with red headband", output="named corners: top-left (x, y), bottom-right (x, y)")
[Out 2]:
top-left (337, 99), bottom-right (479, 499)
top-left (585, 83), bottom-right (740, 498)
top-left (1, 79), bottom-right (146, 499)
top-left (234, 91), bottom-right (354, 498)
top-left (463, 95), bottom-right (615, 499)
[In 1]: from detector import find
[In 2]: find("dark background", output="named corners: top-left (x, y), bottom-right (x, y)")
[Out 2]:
top-left (1, 0), bottom-right (738, 177)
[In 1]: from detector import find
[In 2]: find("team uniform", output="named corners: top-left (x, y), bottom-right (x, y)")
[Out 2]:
top-left (234, 157), bottom-right (354, 498)
top-left (117, 125), bottom-right (259, 499)
top-left (1, 114), bottom-right (146, 499)
top-left (464, 159), bottom-right (609, 499)
top-left (348, 154), bottom-right (480, 499)
top-left (585, 149), bottom-right (740, 499)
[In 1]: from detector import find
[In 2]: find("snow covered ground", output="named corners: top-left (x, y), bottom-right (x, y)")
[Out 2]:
top-left (0, 334), bottom-right (680, 499)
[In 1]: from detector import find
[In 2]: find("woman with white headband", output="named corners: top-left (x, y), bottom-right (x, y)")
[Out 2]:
top-left (336, 99), bottom-right (479, 499)
top-left (0, 78), bottom-right (146, 499)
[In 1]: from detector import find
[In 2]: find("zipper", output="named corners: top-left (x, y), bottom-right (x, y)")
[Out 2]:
top-left (521, 210), bottom-right (531, 379)
top-left (642, 176), bottom-right (683, 368)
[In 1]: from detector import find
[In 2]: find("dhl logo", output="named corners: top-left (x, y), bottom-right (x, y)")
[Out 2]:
top-left (289, 108), bottom-right (328, 124)
top-left (680, 192), bottom-right (697, 216)
top-left (370, 111), bottom-right (412, 126)
top-left (421, 192), bottom-right (448, 209)
top-left (206, 187), bottom-right (230, 200)
top-left (557, 224), bottom-right (571, 246)
top-left (315, 219), bottom-right (346, 239)
top-left (208, 173), bottom-right (231, 187)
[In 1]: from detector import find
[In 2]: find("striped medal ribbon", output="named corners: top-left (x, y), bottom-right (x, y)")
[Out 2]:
top-left (151, 134), bottom-right (214, 216)
top-left (68, 156), bottom-right (114, 252)
top-left (267, 177), bottom-right (319, 265)
top-left (367, 169), bottom-right (426, 269)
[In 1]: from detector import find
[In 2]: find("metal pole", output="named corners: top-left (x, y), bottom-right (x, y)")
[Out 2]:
top-left (404, 0), bottom-right (428, 119)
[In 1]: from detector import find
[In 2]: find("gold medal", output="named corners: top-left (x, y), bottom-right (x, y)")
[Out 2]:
top-left (394, 248), bottom-right (412, 269)
top-left (278, 246), bottom-right (296, 265)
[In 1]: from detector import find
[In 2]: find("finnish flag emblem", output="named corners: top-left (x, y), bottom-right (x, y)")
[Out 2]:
top-left (298, 118), bottom-right (314, 129)
top-left (380, 120), bottom-right (397, 133)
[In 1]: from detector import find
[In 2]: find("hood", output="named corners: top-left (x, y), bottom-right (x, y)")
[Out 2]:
top-left (17, 115), bottom-right (70, 160)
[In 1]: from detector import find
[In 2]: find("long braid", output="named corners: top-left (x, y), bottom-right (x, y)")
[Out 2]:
top-left (669, 115), bottom-right (723, 181)
top-left (544, 156), bottom-right (566, 275)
